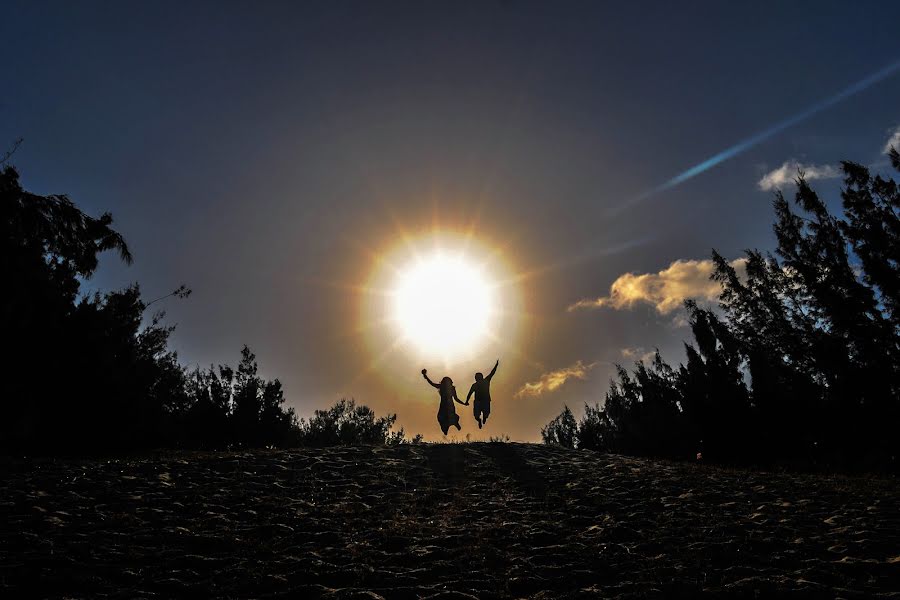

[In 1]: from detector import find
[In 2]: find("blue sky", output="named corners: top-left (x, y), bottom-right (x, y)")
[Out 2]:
top-left (3, 1), bottom-right (899, 439)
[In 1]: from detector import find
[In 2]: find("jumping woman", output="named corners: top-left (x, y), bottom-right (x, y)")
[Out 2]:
top-left (422, 368), bottom-right (468, 435)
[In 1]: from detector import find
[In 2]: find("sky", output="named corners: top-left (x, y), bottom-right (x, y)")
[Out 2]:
top-left (4, 1), bottom-right (900, 441)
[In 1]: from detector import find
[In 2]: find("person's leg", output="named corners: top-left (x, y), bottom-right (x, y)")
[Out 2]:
top-left (474, 401), bottom-right (482, 428)
top-left (482, 403), bottom-right (490, 423)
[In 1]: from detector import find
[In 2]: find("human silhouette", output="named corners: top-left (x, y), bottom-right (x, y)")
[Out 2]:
top-left (467, 359), bottom-right (499, 429)
top-left (422, 369), bottom-right (468, 435)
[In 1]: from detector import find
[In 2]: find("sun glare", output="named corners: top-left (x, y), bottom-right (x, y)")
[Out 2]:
top-left (392, 253), bottom-right (494, 359)
top-left (356, 228), bottom-right (528, 381)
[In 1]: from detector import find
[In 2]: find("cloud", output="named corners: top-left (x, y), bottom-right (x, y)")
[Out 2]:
top-left (883, 126), bottom-right (900, 154)
top-left (568, 258), bottom-right (747, 315)
top-left (515, 360), bottom-right (598, 398)
top-left (757, 160), bottom-right (840, 191)
top-left (621, 347), bottom-right (656, 363)
top-left (669, 313), bottom-right (690, 329)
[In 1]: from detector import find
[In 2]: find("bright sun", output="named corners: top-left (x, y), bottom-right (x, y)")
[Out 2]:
top-left (392, 253), bottom-right (494, 359)
top-left (358, 229), bottom-right (524, 374)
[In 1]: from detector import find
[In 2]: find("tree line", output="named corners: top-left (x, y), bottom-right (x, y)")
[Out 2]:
top-left (0, 163), bottom-right (414, 454)
top-left (544, 150), bottom-right (900, 471)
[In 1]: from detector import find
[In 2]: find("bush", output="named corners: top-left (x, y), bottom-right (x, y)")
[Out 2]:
top-left (179, 346), bottom-right (299, 449)
top-left (540, 405), bottom-right (577, 449)
top-left (296, 399), bottom-right (419, 446)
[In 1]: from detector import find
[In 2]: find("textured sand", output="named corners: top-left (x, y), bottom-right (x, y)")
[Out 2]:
top-left (2, 443), bottom-right (898, 598)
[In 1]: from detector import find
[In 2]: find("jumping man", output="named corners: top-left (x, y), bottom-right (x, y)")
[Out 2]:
top-left (467, 359), bottom-right (499, 429)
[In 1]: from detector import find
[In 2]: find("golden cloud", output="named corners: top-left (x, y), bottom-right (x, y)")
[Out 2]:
top-left (568, 258), bottom-right (747, 314)
top-left (514, 360), bottom-right (598, 398)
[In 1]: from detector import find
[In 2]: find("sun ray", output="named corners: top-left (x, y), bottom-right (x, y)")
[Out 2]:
top-left (384, 208), bottom-right (425, 261)
top-left (459, 201), bottom-right (487, 254)
top-left (340, 232), bottom-right (405, 278)
top-left (492, 235), bottom-right (654, 289)
top-left (333, 313), bottom-right (396, 341)
top-left (305, 278), bottom-right (393, 298)
top-left (488, 306), bottom-right (539, 321)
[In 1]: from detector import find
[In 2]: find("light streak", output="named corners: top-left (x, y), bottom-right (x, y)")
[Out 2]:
top-left (614, 58), bottom-right (900, 213)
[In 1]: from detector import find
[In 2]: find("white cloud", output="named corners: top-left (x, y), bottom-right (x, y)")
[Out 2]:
top-left (515, 360), bottom-right (598, 398)
top-left (757, 160), bottom-right (840, 191)
top-left (669, 313), bottom-right (690, 329)
top-left (883, 126), bottom-right (900, 154)
top-left (621, 347), bottom-right (656, 363)
top-left (568, 258), bottom-right (747, 315)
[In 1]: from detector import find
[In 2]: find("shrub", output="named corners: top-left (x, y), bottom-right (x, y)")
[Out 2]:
top-left (540, 405), bottom-right (577, 448)
top-left (296, 399), bottom-right (417, 446)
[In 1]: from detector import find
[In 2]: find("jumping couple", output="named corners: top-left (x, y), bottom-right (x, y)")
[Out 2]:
top-left (421, 359), bottom-right (499, 435)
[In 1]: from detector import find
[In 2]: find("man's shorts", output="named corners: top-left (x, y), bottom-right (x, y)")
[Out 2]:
top-left (473, 399), bottom-right (490, 420)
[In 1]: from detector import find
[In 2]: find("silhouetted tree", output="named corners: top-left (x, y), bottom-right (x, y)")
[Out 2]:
top-left (231, 346), bottom-right (264, 444)
top-left (183, 365), bottom-right (234, 449)
top-left (0, 165), bottom-right (188, 452)
top-left (296, 398), bottom-right (412, 446)
top-left (544, 157), bottom-right (900, 470)
top-left (573, 402), bottom-right (607, 450)
top-left (676, 304), bottom-right (752, 462)
top-left (2, 163), bottom-right (420, 453)
top-left (179, 347), bottom-right (300, 449)
top-left (540, 405), bottom-right (577, 448)
top-left (577, 354), bottom-right (689, 457)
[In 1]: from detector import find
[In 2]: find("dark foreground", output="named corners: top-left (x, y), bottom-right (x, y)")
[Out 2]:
top-left (2, 443), bottom-right (898, 599)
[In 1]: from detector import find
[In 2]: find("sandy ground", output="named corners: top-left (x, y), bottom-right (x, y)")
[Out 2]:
top-left (2, 442), bottom-right (898, 599)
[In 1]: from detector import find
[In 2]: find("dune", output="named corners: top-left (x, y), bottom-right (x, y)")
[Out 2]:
top-left (2, 443), bottom-right (898, 598)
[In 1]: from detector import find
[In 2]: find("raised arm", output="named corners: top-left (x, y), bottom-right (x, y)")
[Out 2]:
top-left (422, 369), bottom-right (440, 389)
top-left (486, 359), bottom-right (499, 381)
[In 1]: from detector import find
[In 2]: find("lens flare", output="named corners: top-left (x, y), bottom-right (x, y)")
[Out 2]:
top-left (612, 58), bottom-right (900, 214)
top-left (392, 253), bottom-right (495, 359)
top-left (358, 229), bottom-right (528, 372)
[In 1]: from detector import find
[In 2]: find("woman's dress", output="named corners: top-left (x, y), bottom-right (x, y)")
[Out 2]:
top-left (437, 386), bottom-right (460, 434)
